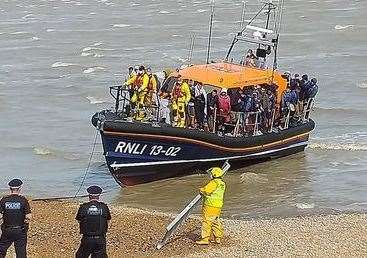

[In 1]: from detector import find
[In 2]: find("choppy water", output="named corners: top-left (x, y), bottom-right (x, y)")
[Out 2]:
top-left (1, 0), bottom-right (366, 218)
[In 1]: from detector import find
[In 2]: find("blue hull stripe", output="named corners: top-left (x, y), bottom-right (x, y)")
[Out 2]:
top-left (110, 141), bottom-right (308, 168)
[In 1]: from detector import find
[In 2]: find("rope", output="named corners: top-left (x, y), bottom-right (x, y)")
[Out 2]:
top-left (74, 129), bottom-right (99, 198)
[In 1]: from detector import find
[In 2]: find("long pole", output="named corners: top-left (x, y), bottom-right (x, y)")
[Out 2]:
top-left (240, 1), bottom-right (247, 30)
top-left (206, 0), bottom-right (215, 64)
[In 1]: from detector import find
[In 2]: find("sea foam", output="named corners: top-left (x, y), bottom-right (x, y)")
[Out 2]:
top-left (83, 67), bottom-right (106, 74)
top-left (51, 62), bottom-right (76, 68)
top-left (334, 24), bottom-right (354, 30)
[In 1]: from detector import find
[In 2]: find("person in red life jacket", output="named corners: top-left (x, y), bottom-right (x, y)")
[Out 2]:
top-left (215, 88), bottom-right (231, 134)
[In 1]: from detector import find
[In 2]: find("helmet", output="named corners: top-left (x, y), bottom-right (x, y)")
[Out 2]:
top-left (210, 167), bottom-right (224, 178)
top-left (311, 78), bottom-right (317, 84)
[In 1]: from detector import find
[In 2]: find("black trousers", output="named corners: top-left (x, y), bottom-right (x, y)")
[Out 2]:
top-left (0, 227), bottom-right (27, 258)
top-left (76, 236), bottom-right (107, 258)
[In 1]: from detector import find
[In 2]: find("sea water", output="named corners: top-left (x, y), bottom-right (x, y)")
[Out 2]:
top-left (0, 0), bottom-right (366, 218)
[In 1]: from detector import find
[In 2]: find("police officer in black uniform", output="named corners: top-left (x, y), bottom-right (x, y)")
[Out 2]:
top-left (76, 186), bottom-right (111, 258)
top-left (0, 179), bottom-right (31, 258)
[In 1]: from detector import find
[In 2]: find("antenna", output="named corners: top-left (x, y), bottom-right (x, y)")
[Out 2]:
top-left (240, 1), bottom-right (247, 30)
top-left (206, 0), bottom-right (215, 64)
top-left (187, 34), bottom-right (196, 64)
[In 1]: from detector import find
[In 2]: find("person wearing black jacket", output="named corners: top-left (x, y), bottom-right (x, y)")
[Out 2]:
top-left (0, 179), bottom-right (31, 258)
top-left (76, 186), bottom-right (111, 258)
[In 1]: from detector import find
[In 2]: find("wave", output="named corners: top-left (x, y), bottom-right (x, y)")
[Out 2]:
top-left (51, 62), bottom-right (77, 68)
top-left (112, 24), bottom-right (131, 28)
top-left (334, 24), bottom-right (354, 30)
top-left (82, 46), bottom-right (115, 52)
top-left (86, 96), bottom-right (110, 104)
top-left (197, 9), bottom-right (207, 13)
top-left (46, 29), bottom-right (55, 32)
top-left (83, 66), bottom-right (106, 74)
top-left (295, 203), bottom-right (315, 209)
top-left (33, 147), bottom-right (52, 156)
top-left (240, 172), bottom-right (268, 184)
top-left (158, 10), bottom-right (171, 14)
top-left (357, 81), bottom-right (367, 89)
top-left (309, 132), bottom-right (367, 151)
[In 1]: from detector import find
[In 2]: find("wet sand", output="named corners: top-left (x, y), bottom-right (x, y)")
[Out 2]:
top-left (5, 200), bottom-right (367, 257)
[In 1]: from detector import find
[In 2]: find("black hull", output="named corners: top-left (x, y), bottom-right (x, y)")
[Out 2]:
top-left (92, 111), bottom-right (315, 186)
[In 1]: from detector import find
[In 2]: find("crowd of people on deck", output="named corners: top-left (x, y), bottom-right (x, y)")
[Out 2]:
top-left (121, 64), bottom-right (319, 136)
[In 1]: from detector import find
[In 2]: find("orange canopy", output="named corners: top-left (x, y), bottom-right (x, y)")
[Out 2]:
top-left (175, 62), bottom-right (287, 103)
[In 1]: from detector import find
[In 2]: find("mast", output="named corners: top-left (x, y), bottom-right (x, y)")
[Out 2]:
top-left (187, 34), bottom-right (196, 64)
top-left (224, 0), bottom-right (285, 71)
top-left (206, 0), bottom-right (215, 64)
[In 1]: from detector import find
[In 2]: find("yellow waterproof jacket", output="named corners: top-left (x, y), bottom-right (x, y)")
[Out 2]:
top-left (124, 74), bottom-right (137, 88)
top-left (200, 178), bottom-right (226, 208)
top-left (138, 73), bottom-right (150, 93)
top-left (178, 82), bottom-right (191, 105)
top-left (148, 75), bottom-right (157, 92)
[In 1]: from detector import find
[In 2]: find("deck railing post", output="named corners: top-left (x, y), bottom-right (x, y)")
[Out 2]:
top-left (213, 108), bottom-right (217, 133)
top-left (115, 86), bottom-right (121, 114)
top-left (253, 112), bottom-right (259, 136)
top-left (269, 108), bottom-right (276, 133)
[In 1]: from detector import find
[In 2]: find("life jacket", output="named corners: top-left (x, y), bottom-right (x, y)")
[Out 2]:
top-left (133, 74), bottom-right (143, 90)
top-left (148, 74), bottom-right (156, 91)
top-left (204, 179), bottom-right (226, 208)
top-left (218, 95), bottom-right (231, 116)
top-left (172, 84), bottom-right (183, 100)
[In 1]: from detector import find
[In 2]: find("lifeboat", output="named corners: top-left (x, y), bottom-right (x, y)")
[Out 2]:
top-left (91, 1), bottom-right (317, 186)
top-left (92, 62), bottom-right (315, 186)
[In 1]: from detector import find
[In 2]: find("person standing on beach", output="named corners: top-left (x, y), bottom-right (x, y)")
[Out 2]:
top-left (0, 179), bottom-right (32, 258)
top-left (196, 167), bottom-right (226, 245)
top-left (75, 186), bottom-right (111, 258)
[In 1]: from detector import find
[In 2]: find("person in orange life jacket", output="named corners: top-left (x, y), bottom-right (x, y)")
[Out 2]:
top-left (0, 179), bottom-right (31, 258)
top-left (76, 186), bottom-right (111, 258)
top-left (193, 82), bottom-right (207, 129)
top-left (171, 77), bottom-right (191, 128)
top-left (215, 88), bottom-right (231, 134)
top-left (146, 67), bottom-right (158, 107)
top-left (196, 167), bottom-right (226, 245)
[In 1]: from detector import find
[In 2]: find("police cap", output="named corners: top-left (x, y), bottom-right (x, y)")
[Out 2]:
top-left (87, 185), bottom-right (102, 195)
top-left (8, 179), bottom-right (23, 188)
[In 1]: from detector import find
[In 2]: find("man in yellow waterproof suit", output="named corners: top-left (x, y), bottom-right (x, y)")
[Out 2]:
top-left (196, 167), bottom-right (226, 245)
top-left (146, 67), bottom-right (158, 107)
top-left (124, 66), bottom-right (149, 120)
top-left (171, 77), bottom-right (191, 127)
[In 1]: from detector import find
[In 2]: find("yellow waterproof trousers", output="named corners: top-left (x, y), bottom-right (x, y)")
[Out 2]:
top-left (135, 91), bottom-right (147, 121)
top-left (172, 101), bottom-right (186, 128)
top-left (201, 205), bottom-right (223, 241)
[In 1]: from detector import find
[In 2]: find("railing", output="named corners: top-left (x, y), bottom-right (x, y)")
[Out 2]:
top-left (109, 85), bottom-right (161, 123)
top-left (108, 85), bottom-right (315, 137)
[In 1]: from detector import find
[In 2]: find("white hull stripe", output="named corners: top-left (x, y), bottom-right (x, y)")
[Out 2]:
top-left (110, 141), bottom-right (308, 168)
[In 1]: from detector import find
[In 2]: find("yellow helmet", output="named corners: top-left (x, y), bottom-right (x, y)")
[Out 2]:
top-left (210, 167), bottom-right (224, 178)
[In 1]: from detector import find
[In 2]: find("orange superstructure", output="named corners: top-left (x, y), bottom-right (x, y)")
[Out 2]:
top-left (174, 62), bottom-right (287, 103)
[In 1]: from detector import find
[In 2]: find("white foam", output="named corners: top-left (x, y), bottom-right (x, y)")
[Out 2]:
top-left (295, 203), bottom-right (315, 209)
top-left (334, 24), bottom-right (354, 30)
top-left (357, 81), bottom-right (367, 89)
top-left (86, 96), bottom-right (109, 104)
top-left (46, 28), bottom-right (55, 32)
top-left (82, 47), bottom-right (92, 52)
top-left (309, 142), bottom-right (367, 151)
top-left (93, 42), bottom-right (103, 46)
top-left (51, 62), bottom-right (76, 68)
top-left (309, 132), bottom-right (367, 151)
top-left (197, 9), bottom-right (207, 13)
top-left (112, 24), bottom-right (131, 28)
top-left (83, 66), bottom-right (106, 74)
top-left (10, 31), bottom-right (29, 35)
top-left (158, 10), bottom-right (171, 14)
top-left (33, 147), bottom-right (52, 156)
top-left (81, 52), bottom-right (93, 57)
top-left (31, 36), bottom-right (39, 41)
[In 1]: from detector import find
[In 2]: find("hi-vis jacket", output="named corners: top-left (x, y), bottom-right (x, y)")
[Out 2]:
top-left (200, 178), bottom-right (226, 209)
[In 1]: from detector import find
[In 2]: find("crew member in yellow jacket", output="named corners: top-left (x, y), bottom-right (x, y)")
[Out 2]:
top-left (124, 66), bottom-right (149, 120)
top-left (171, 77), bottom-right (191, 127)
top-left (196, 167), bottom-right (226, 245)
